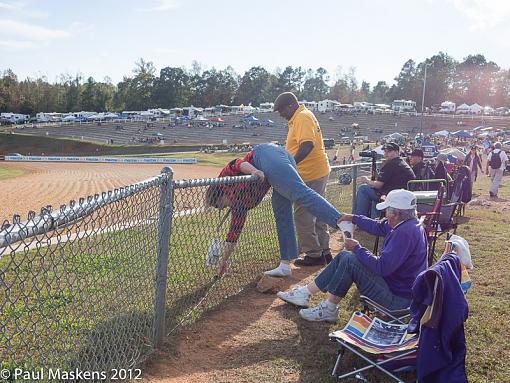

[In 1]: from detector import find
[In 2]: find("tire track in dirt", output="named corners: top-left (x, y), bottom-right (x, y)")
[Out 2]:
top-left (0, 162), bottom-right (219, 223)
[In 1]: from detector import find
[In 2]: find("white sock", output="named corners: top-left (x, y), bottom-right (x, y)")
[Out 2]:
top-left (279, 262), bottom-right (290, 270)
top-left (324, 300), bottom-right (337, 311)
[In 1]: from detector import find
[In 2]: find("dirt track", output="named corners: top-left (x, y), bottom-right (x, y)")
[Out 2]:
top-left (0, 162), bottom-right (219, 223)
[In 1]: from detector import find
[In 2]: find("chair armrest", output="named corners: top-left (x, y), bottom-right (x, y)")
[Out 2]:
top-left (360, 295), bottom-right (410, 323)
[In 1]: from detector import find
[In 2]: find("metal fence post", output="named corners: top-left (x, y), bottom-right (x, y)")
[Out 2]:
top-left (351, 164), bottom-right (358, 210)
top-left (153, 166), bottom-right (174, 348)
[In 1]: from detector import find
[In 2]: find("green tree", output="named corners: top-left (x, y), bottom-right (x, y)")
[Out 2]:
top-left (234, 66), bottom-right (276, 106)
top-left (153, 66), bottom-right (191, 108)
top-left (370, 81), bottom-right (390, 103)
top-left (301, 67), bottom-right (330, 101)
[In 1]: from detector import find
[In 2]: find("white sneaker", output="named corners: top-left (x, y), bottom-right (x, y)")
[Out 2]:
top-left (277, 287), bottom-right (310, 307)
top-left (264, 264), bottom-right (291, 277)
top-left (299, 300), bottom-right (339, 323)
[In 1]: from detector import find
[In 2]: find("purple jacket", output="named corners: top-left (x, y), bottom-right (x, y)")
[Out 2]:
top-left (409, 253), bottom-right (468, 383)
top-left (352, 215), bottom-right (428, 299)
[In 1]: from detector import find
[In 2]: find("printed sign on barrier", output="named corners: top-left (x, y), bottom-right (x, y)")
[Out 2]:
top-left (4, 156), bottom-right (198, 164)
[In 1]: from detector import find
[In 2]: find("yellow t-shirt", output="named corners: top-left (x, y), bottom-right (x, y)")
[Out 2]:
top-left (285, 105), bottom-right (330, 182)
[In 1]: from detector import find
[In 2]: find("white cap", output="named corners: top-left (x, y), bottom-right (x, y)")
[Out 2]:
top-left (376, 189), bottom-right (417, 211)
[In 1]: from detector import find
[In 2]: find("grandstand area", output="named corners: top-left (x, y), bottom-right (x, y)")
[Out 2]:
top-left (7, 112), bottom-right (510, 147)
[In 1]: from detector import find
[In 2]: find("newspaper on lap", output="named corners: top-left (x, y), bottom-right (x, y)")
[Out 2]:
top-left (362, 317), bottom-right (408, 346)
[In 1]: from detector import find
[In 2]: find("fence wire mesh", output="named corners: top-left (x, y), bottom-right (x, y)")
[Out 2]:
top-left (0, 176), bottom-right (165, 380)
top-left (0, 162), bottom-right (371, 381)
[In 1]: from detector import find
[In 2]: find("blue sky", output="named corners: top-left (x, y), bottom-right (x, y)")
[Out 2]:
top-left (1, 0), bottom-right (509, 86)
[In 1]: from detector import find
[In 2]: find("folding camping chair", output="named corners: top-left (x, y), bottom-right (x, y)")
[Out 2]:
top-left (330, 236), bottom-right (472, 383)
top-left (329, 311), bottom-right (418, 383)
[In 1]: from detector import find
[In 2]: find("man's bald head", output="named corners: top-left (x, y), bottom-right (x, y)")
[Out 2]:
top-left (273, 92), bottom-right (299, 121)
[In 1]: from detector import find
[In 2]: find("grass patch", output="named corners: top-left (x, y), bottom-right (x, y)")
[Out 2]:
top-left (0, 166), bottom-right (24, 180)
top-left (152, 152), bottom-right (241, 167)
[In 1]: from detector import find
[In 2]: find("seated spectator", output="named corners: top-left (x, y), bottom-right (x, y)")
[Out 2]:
top-left (408, 149), bottom-right (435, 190)
top-left (353, 143), bottom-right (415, 217)
top-left (278, 189), bottom-right (428, 322)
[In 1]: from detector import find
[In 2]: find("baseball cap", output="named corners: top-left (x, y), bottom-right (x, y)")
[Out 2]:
top-left (410, 148), bottom-right (424, 158)
top-left (382, 142), bottom-right (400, 152)
top-left (376, 189), bottom-right (417, 210)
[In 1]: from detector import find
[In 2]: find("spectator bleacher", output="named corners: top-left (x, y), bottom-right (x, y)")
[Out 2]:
top-left (14, 112), bottom-right (510, 146)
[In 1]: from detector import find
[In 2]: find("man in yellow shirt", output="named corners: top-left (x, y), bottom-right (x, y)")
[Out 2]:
top-left (273, 92), bottom-right (332, 266)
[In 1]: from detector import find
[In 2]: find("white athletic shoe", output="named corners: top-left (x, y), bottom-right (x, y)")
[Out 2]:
top-left (299, 300), bottom-right (339, 323)
top-left (264, 264), bottom-right (291, 277)
top-left (277, 287), bottom-right (310, 307)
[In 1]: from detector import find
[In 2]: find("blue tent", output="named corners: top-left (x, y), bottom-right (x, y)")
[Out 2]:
top-left (243, 115), bottom-right (259, 121)
top-left (452, 130), bottom-right (472, 138)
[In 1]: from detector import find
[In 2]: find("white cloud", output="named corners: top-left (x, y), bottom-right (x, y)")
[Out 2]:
top-left (0, 19), bottom-right (70, 49)
top-left (141, 0), bottom-right (180, 11)
top-left (0, 1), bottom-right (48, 18)
top-left (448, 0), bottom-right (510, 29)
top-left (0, 1), bottom-right (17, 10)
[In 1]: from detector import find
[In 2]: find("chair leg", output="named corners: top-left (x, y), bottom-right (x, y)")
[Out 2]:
top-left (331, 347), bottom-right (345, 377)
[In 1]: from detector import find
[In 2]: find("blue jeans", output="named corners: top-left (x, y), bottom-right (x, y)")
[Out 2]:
top-left (352, 184), bottom-right (379, 218)
top-left (253, 144), bottom-right (341, 261)
top-left (314, 251), bottom-right (411, 310)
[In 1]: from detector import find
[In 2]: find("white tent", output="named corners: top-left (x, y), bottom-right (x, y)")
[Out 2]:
top-left (457, 103), bottom-right (470, 111)
top-left (439, 148), bottom-right (467, 161)
top-left (469, 103), bottom-right (483, 114)
top-left (432, 130), bottom-right (450, 137)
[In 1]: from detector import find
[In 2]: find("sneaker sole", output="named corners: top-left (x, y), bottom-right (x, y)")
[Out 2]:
top-left (298, 311), bottom-right (338, 323)
top-left (277, 294), bottom-right (309, 307)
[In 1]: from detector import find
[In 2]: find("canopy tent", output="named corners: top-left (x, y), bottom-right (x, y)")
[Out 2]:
top-left (210, 117), bottom-right (224, 122)
top-left (243, 115), bottom-right (259, 121)
top-left (62, 115), bottom-right (76, 122)
top-left (432, 130), bottom-right (450, 137)
top-left (456, 103), bottom-right (470, 111)
top-left (176, 116), bottom-right (192, 121)
top-left (472, 126), bottom-right (485, 131)
top-left (194, 116), bottom-right (208, 121)
top-left (389, 132), bottom-right (404, 139)
top-left (469, 103), bottom-right (483, 114)
top-left (439, 148), bottom-right (467, 161)
top-left (452, 130), bottom-right (472, 138)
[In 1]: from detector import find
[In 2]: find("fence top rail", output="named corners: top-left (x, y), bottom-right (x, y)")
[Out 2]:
top-left (0, 168), bottom-right (172, 249)
top-left (330, 161), bottom-right (382, 171)
top-left (173, 174), bottom-right (258, 189)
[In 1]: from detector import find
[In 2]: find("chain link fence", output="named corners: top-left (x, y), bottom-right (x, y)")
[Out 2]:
top-left (0, 162), bottom-right (373, 381)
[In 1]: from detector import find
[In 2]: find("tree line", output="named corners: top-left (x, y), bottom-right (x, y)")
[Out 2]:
top-left (1, 52), bottom-right (509, 115)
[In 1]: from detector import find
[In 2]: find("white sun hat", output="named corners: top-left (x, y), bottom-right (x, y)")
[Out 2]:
top-left (376, 189), bottom-right (417, 211)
